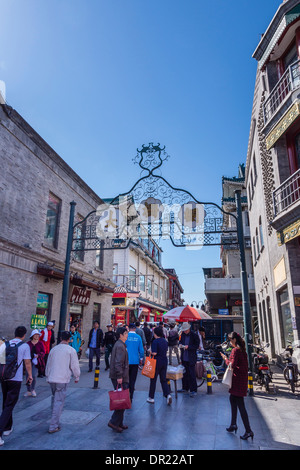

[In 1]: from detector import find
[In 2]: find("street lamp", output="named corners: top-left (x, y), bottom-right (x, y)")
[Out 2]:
top-left (191, 300), bottom-right (204, 309)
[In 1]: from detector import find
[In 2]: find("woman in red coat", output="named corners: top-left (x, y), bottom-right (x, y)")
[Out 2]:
top-left (220, 332), bottom-right (254, 441)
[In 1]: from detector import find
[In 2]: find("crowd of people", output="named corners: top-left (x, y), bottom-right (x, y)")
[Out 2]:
top-left (0, 318), bottom-right (254, 445)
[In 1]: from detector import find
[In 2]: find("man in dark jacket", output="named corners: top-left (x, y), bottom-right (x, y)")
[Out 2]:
top-left (88, 321), bottom-right (104, 372)
top-left (103, 324), bottom-right (116, 370)
top-left (168, 323), bottom-right (180, 365)
top-left (179, 322), bottom-right (200, 397)
top-left (108, 327), bottom-right (129, 433)
top-left (142, 322), bottom-right (152, 353)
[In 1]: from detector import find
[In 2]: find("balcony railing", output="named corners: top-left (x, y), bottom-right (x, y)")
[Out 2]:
top-left (273, 168), bottom-right (300, 217)
top-left (263, 59), bottom-right (300, 124)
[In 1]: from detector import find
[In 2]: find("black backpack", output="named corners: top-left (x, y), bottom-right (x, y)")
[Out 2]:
top-left (0, 341), bottom-right (24, 382)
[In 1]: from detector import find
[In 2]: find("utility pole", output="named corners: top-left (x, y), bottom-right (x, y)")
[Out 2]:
top-left (58, 201), bottom-right (76, 342)
top-left (235, 190), bottom-right (253, 374)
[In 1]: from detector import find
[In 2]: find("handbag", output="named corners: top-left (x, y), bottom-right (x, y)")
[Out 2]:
top-left (141, 355), bottom-right (156, 379)
top-left (108, 385), bottom-right (131, 411)
top-left (222, 364), bottom-right (233, 387)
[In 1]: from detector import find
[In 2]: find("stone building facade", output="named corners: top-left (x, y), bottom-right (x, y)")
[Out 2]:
top-left (246, 0), bottom-right (300, 360)
top-left (0, 103), bottom-right (115, 343)
top-left (204, 166), bottom-right (256, 337)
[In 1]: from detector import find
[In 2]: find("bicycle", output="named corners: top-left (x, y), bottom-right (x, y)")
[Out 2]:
top-left (196, 351), bottom-right (219, 388)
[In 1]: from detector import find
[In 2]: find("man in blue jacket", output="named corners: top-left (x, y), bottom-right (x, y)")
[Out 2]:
top-left (125, 324), bottom-right (144, 401)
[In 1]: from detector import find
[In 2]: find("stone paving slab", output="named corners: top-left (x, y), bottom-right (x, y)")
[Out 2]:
top-left (1, 357), bottom-right (300, 451)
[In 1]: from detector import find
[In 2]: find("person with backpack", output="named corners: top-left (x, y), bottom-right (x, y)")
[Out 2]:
top-left (0, 326), bottom-right (33, 446)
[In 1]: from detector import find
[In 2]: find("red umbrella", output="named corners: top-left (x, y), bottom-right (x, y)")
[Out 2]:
top-left (163, 305), bottom-right (211, 322)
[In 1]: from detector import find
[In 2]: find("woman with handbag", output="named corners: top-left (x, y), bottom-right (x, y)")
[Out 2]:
top-left (108, 327), bottom-right (130, 433)
top-left (220, 331), bottom-right (254, 441)
top-left (146, 327), bottom-right (172, 405)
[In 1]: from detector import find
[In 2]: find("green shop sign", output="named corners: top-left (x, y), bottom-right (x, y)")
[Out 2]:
top-left (31, 314), bottom-right (47, 330)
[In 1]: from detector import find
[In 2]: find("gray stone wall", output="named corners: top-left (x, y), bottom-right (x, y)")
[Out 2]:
top-left (0, 104), bottom-right (114, 342)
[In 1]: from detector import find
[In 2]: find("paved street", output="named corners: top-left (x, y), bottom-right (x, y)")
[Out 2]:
top-left (1, 356), bottom-right (300, 451)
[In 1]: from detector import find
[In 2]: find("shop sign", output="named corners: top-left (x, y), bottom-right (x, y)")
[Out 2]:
top-left (70, 287), bottom-right (91, 305)
top-left (218, 309), bottom-right (229, 315)
top-left (31, 314), bottom-right (47, 329)
top-left (277, 219), bottom-right (300, 246)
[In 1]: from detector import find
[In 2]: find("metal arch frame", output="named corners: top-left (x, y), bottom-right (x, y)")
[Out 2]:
top-left (71, 142), bottom-right (238, 251)
top-left (58, 143), bottom-right (253, 378)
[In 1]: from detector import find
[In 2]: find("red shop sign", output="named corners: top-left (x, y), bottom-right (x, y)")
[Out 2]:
top-left (70, 287), bottom-right (92, 305)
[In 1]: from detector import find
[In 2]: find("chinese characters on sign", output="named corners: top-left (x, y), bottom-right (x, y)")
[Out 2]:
top-left (70, 287), bottom-right (92, 305)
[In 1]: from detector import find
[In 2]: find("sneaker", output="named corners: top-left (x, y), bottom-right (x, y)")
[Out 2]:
top-left (190, 391), bottom-right (197, 397)
top-left (3, 428), bottom-right (13, 436)
top-left (48, 427), bottom-right (61, 434)
top-left (0, 437), bottom-right (4, 446)
top-left (24, 391), bottom-right (32, 397)
top-left (31, 390), bottom-right (37, 397)
top-left (147, 397), bottom-right (155, 404)
top-left (167, 394), bottom-right (172, 405)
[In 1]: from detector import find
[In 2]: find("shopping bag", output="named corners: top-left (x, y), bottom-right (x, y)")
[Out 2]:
top-left (141, 355), bottom-right (156, 379)
top-left (108, 386), bottom-right (131, 411)
top-left (222, 364), bottom-right (233, 387)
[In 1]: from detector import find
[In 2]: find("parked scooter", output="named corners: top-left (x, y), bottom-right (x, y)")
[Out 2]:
top-left (281, 341), bottom-right (300, 393)
top-left (251, 342), bottom-right (273, 392)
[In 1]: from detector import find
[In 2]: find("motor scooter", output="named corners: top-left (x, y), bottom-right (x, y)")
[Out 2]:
top-left (281, 341), bottom-right (300, 393)
top-left (251, 342), bottom-right (273, 392)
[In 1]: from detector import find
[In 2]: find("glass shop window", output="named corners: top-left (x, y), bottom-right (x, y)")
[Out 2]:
top-left (44, 193), bottom-right (61, 248)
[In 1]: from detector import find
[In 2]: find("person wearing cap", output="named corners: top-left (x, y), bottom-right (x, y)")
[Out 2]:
top-left (125, 323), bottom-right (144, 401)
top-left (39, 322), bottom-right (54, 375)
top-left (25, 330), bottom-right (45, 397)
top-left (45, 331), bottom-right (80, 434)
top-left (103, 324), bottom-right (117, 370)
top-left (178, 322), bottom-right (200, 397)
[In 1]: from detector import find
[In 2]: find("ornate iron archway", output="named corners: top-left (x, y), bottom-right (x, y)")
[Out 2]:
top-left (59, 143), bottom-right (253, 372)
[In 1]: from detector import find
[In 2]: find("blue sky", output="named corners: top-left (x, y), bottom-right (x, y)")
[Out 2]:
top-left (0, 0), bottom-right (282, 305)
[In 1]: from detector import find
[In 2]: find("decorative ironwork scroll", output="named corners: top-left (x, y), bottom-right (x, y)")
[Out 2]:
top-left (71, 143), bottom-right (238, 253)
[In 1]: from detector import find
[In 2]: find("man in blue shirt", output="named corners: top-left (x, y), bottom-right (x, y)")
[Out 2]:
top-left (125, 324), bottom-right (144, 401)
top-left (87, 321), bottom-right (103, 372)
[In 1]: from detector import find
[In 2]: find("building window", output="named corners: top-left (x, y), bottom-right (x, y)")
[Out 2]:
top-left (154, 283), bottom-right (158, 299)
top-left (96, 240), bottom-right (104, 270)
top-left (73, 214), bottom-right (85, 262)
top-left (160, 287), bottom-right (163, 301)
top-left (139, 274), bottom-right (145, 292)
top-left (36, 292), bottom-right (52, 320)
top-left (44, 193), bottom-right (61, 248)
top-left (113, 264), bottom-right (118, 284)
top-left (259, 217), bottom-right (264, 250)
top-left (129, 266), bottom-right (136, 290)
top-left (93, 302), bottom-right (101, 325)
top-left (147, 277), bottom-right (153, 295)
top-left (252, 236), bottom-right (257, 262)
top-left (255, 228), bottom-right (260, 257)
top-left (278, 287), bottom-right (293, 348)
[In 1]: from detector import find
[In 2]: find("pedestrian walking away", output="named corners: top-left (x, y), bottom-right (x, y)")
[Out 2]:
top-left (0, 326), bottom-right (33, 446)
top-left (167, 323), bottom-right (180, 366)
top-left (104, 324), bottom-right (116, 370)
top-left (45, 331), bottom-right (80, 434)
top-left (147, 327), bottom-right (172, 405)
top-left (108, 327), bottom-right (130, 433)
top-left (88, 321), bottom-right (104, 372)
top-left (178, 322), bottom-right (200, 397)
top-left (25, 329), bottom-right (45, 398)
top-left (220, 331), bottom-right (254, 441)
top-left (142, 322), bottom-right (152, 355)
top-left (39, 322), bottom-right (54, 376)
top-left (125, 324), bottom-right (144, 401)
